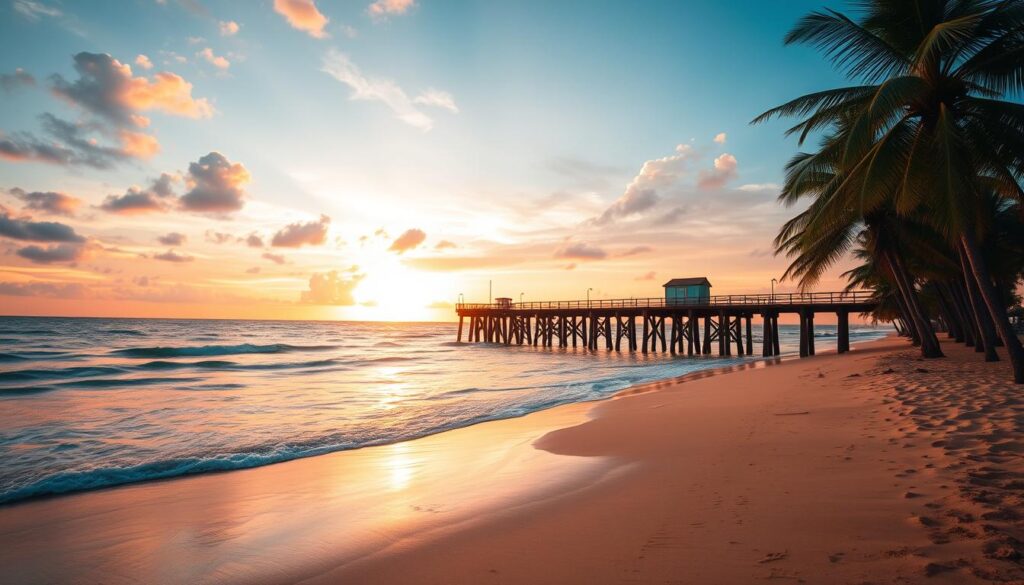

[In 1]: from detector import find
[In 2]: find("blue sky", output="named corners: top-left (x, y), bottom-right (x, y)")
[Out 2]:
top-left (0, 0), bottom-right (860, 320)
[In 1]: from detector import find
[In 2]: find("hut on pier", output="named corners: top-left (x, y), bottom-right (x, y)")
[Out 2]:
top-left (663, 277), bottom-right (711, 305)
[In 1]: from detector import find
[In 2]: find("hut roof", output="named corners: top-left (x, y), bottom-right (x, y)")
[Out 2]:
top-left (662, 277), bottom-right (712, 288)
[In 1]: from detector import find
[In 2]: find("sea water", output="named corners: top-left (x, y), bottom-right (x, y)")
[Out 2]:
top-left (0, 316), bottom-right (889, 504)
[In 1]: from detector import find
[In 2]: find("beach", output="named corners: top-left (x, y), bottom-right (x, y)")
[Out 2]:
top-left (0, 333), bottom-right (1020, 584)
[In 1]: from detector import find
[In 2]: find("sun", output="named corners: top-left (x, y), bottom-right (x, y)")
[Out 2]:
top-left (350, 255), bottom-right (454, 322)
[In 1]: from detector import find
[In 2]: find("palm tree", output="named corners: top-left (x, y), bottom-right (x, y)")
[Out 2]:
top-left (755, 0), bottom-right (1024, 383)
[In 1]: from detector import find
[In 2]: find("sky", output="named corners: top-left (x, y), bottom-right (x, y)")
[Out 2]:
top-left (0, 0), bottom-right (861, 322)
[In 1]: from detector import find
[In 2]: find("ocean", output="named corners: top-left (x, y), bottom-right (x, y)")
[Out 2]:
top-left (0, 316), bottom-right (889, 505)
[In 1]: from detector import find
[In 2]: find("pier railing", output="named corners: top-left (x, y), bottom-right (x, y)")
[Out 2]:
top-left (456, 290), bottom-right (875, 311)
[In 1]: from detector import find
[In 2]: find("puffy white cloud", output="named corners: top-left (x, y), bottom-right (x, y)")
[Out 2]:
top-left (135, 54), bottom-right (153, 70)
top-left (595, 144), bottom-right (696, 224)
top-left (697, 153), bottom-right (738, 190)
top-left (713, 132), bottom-right (727, 144)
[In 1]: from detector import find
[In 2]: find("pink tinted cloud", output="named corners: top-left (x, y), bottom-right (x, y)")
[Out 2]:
top-left (274, 0), bottom-right (329, 38)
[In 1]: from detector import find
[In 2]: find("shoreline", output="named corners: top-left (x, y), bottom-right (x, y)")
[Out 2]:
top-left (3, 334), bottom-right (1020, 583)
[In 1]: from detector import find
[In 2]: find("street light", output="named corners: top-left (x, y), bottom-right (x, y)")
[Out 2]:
top-left (587, 287), bottom-right (593, 307)
top-left (771, 278), bottom-right (778, 302)
top-left (458, 293), bottom-right (464, 305)
top-left (519, 292), bottom-right (524, 304)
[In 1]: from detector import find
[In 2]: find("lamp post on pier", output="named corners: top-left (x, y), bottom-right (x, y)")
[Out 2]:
top-left (519, 292), bottom-right (524, 305)
top-left (587, 287), bottom-right (593, 308)
top-left (771, 278), bottom-right (777, 303)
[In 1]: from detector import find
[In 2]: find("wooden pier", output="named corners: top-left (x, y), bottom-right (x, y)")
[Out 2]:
top-left (455, 292), bottom-right (877, 358)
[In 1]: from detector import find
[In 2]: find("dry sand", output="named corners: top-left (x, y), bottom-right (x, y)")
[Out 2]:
top-left (1, 335), bottom-right (1022, 584)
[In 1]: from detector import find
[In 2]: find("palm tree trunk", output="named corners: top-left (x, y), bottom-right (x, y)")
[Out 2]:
top-left (893, 292), bottom-right (921, 344)
top-left (960, 233), bottom-right (1024, 384)
top-left (941, 281), bottom-right (971, 345)
top-left (952, 279), bottom-right (982, 350)
top-left (886, 250), bottom-right (943, 358)
top-left (932, 285), bottom-right (959, 340)
top-left (958, 245), bottom-right (999, 362)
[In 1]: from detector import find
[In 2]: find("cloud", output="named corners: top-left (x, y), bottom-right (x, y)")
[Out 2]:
top-left (245, 266), bottom-right (261, 274)
top-left (274, 0), bottom-right (329, 38)
top-left (197, 48), bottom-right (230, 70)
top-left (246, 233), bottom-right (264, 248)
top-left (12, 0), bottom-right (61, 21)
top-left (635, 271), bottom-right (657, 281)
top-left (595, 144), bottom-right (695, 224)
top-left (619, 245), bottom-right (652, 257)
top-left (51, 52), bottom-right (214, 126)
top-left (134, 55), bottom-right (153, 70)
top-left (413, 89), bottom-right (458, 113)
top-left (652, 205), bottom-right (686, 226)
top-left (9, 188), bottom-right (80, 216)
top-left (205, 230), bottom-right (233, 244)
top-left (1, 113), bottom-right (157, 168)
top-left (388, 228), bottom-right (426, 253)
top-left (17, 243), bottom-right (85, 264)
top-left (157, 232), bottom-right (186, 246)
top-left (219, 20), bottom-right (240, 36)
top-left (271, 214), bottom-right (330, 247)
top-left (554, 241), bottom-right (607, 260)
top-left (434, 239), bottom-right (457, 250)
top-left (714, 132), bottom-right (727, 144)
top-left (301, 270), bottom-right (364, 305)
top-left (0, 281), bottom-right (87, 298)
top-left (1, 68), bottom-right (35, 91)
top-left (697, 153), bottom-right (738, 190)
top-left (100, 173), bottom-right (178, 214)
top-left (367, 0), bottom-right (415, 19)
top-left (154, 249), bottom-right (194, 262)
top-left (322, 50), bottom-right (455, 131)
top-left (179, 152), bottom-right (250, 213)
top-left (737, 183), bottom-right (781, 192)
top-left (262, 251), bottom-right (286, 264)
top-left (0, 210), bottom-right (85, 243)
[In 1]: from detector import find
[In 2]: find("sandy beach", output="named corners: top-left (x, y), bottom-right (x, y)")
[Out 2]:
top-left (2, 334), bottom-right (1022, 584)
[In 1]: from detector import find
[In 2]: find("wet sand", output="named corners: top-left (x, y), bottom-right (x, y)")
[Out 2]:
top-left (2, 335), bottom-right (1022, 584)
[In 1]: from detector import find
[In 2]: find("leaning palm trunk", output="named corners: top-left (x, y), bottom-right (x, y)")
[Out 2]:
top-left (941, 281), bottom-right (973, 346)
top-left (952, 280), bottom-right (982, 350)
top-left (892, 291), bottom-right (921, 344)
top-left (886, 250), bottom-right (943, 358)
top-left (958, 245), bottom-right (1000, 362)
top-left (960, 233), bottom-right (1024, 384)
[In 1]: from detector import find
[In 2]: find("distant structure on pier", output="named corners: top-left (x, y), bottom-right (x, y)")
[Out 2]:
top-left (663, 277), bottom-right (711, 305)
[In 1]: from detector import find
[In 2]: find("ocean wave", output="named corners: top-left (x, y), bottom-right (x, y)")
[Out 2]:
top-left (56, 376), bottom-right (205, 388)
top-left (111, 343), bottom-right (337, 359)
top-left (0, 366), bottom-right (125, 382)
top-left (103, 329), bottom-right (147, 336)
top-left (0, 353), bottom-right (27, 362)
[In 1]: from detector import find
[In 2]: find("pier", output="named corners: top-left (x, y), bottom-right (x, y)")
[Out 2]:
top-left (455, 291), bottom-right (877, 358)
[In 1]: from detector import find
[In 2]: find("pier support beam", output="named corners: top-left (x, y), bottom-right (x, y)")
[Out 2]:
top-left (745, 315), bottom-right (752, 356)
top-left (837, 310), bottom-right (850, 353)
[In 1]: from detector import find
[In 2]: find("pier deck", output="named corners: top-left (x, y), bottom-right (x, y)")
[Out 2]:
top-left (455, 291), bottom-right (877, 358)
